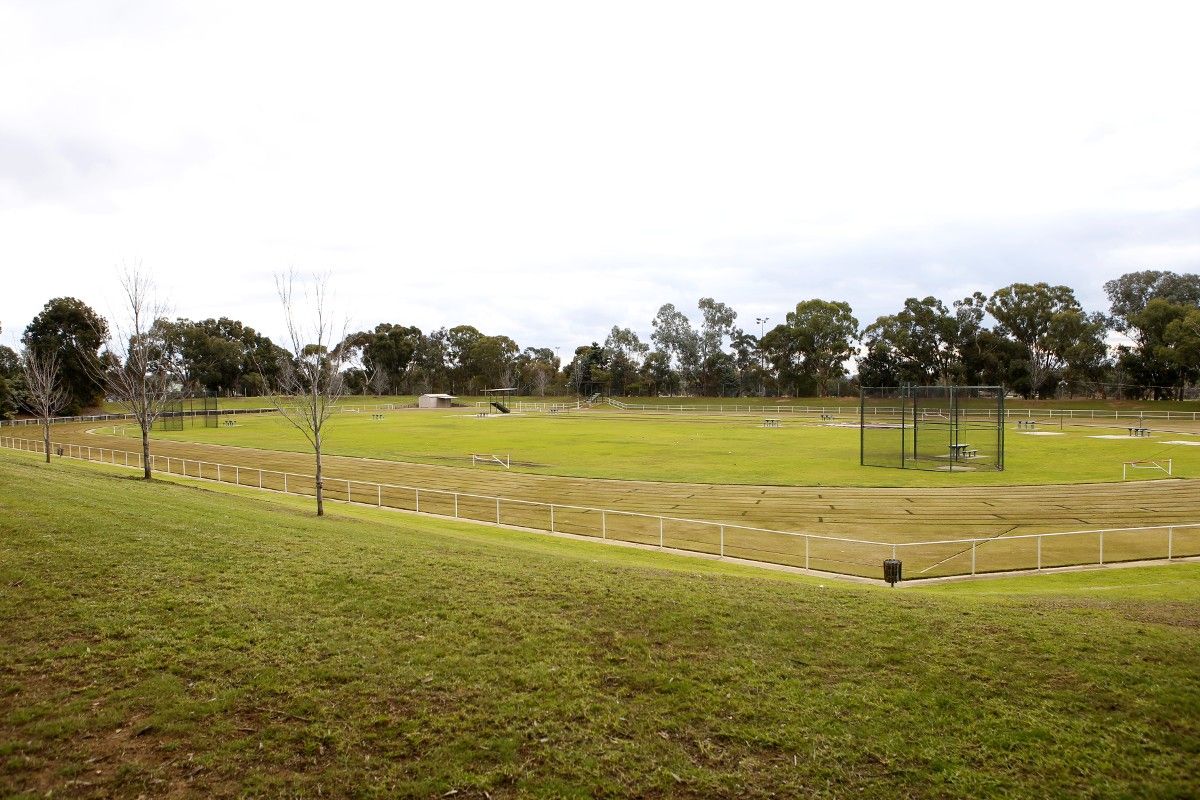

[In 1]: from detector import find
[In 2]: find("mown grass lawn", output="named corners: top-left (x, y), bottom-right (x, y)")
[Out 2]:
top-left (133, 409), bottom-right (1200, 487)
top-left (1, 453), bottom-right (1198, 798)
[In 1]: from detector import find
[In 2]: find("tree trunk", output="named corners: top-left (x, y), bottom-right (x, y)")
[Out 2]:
top-left (315, 433), bottom-right (324, 517)
top-left (142, 423), bottom-right (152, 479)
top-left (43, 421), bottom-right (51, 464)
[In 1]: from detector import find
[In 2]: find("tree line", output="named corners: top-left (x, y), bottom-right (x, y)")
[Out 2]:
top-left (2, 269), bottom-right (1198, 420)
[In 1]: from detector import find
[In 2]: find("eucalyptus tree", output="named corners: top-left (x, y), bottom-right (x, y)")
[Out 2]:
top-left (986, 283), bottom-right (1096, 397)
top-left (650, 303), bottom-right (701, 394)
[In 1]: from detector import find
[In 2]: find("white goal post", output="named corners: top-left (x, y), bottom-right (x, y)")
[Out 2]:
top-left (471, 453), bottom-right (511, 469)
top-left (1122, 459), bottom-right (1172, 480)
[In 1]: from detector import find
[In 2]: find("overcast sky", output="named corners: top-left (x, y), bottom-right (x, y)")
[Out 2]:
top-left (2, 0), bottom-right (1198, 352)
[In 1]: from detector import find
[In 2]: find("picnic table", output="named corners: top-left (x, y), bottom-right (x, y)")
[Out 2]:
top-left (1127, 426), bottom-right (1151, 437)
top-left (762, 418), bottom-right (781, 428)
top-left (949, 443), bottom-right (978, 460)
top-left (1016, 419), bottom-right (1037, 430)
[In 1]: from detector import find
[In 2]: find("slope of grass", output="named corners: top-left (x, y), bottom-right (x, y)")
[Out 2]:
top-left (1, 452), bottom-right (1198, 797)
top-left (130, 409), bottom-right (1200, 487)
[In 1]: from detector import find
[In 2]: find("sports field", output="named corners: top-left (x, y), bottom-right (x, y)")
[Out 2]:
top-left (7, 404), bottom-right (1196, 580)
top-left (128, 407), bottom-right (1200, 487)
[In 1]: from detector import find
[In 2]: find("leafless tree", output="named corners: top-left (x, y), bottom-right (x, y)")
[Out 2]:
top-left (94, 269), bottom-right (181, 479)
top-left (369, 366), bottom-right (390, 397)
top-left (20, 348), bottom-right (70, 463)
top-left (267, 271), bottom-right (349, 516)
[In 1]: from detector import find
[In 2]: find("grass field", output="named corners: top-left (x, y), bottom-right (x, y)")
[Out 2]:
top-left (133, 407), bottom-right (1200, 488)
top-left (93, 394), bottom-right (1200, 414)
top-left (2, 453), bottom-right (1198, 797)
top-left (10, 411), bottom-right (1200, 580)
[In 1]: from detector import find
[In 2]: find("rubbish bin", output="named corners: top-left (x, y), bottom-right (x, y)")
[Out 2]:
top-left (883, 558), bottom-right (902, 587)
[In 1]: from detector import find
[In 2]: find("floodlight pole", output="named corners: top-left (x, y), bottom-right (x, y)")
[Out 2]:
top-left (756, 317), bottom-right (769, 396)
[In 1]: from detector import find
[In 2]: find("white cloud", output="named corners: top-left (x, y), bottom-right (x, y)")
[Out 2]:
top-left (1, 0), bottom-right (1198, 349)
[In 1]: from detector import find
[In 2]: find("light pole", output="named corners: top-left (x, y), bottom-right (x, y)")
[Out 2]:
top-left (755, 317), bottom-right (769, 396)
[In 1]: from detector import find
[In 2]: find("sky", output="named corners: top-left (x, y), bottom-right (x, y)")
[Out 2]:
top-left (2, 0), bottom-right (1198, 353)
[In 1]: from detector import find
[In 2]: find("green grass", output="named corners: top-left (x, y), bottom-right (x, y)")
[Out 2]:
top-left (92, 394), bottom-right (1200, 415)
top-left (133, 408), bottom-right (1200, 487)
top-left (2, 452), bottom-right (1199, 797)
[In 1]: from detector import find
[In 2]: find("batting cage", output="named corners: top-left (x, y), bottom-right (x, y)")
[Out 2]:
top-left (158, 398), bottom-right (184, 431)
top-left (201, 395), bottom-right (219, 428)
top-left (860, 386), bottom-right (1005, 472)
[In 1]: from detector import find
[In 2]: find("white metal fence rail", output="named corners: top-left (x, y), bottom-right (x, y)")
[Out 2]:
top-left (3, 433), bottom-right (1197, 581)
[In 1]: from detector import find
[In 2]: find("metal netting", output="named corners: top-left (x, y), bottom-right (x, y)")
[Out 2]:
top-left (158, 398), bottom-right (184, 431)
top-left (201, 395), bottom-right (219, 428)
top-left (860, 386), bottom-right (1004, 472)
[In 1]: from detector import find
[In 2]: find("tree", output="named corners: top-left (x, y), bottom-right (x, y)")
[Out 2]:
top-left (344, 323), bottom-right (423, 393)
top-left (94, 270), bottom-right (182, 480)
top-left (769, 300), bottom-right (859, 397)
top-left (565, 343), bottom-right (607, 396)
top-left (986, 283), bottom-right (1089, 397)
top-left (1165, 308), bottom-right (1200, 375)
top-left (20, 348), bottom-right (70, 463)
top-left (22, 297), bottom-right (108, 414)
top-left (159, 317), bottom-right (284, 396)
top-left (1116, 298), bottom-right (1195, 398)
top-left (267, 272), bottom-right (348, 516)
top-left (696, 298), bottom-right (739, 395)
top-left (0, 323), bottom-right (20, 420)
top-left (603, 326), bottom-right (648, 395)
top-left (650, 304), bottom-right (700, 394)
top-left (1103, 270), bottom-right (1200, 332)
top-left (1104, 271), bottom-right (1200, 399)
top-left (516, 347), bottom-right (560, 396)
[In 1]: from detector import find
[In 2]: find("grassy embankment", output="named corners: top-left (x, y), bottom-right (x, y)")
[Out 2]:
top-left (1, 451), bottom-right (1198, 797)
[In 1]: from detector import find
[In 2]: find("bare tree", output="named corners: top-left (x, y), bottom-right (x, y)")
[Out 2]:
top-left (369, 366), bottom-right (390, 397)
top-left (20, 348), bottom-right (70, 463)
top-left (267, 272), bottom-right (349, 516)
top-left (95, 269), bottom-right (181, 479)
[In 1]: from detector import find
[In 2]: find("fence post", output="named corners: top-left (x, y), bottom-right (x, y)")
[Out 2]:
top-left (550, 504), bottom-right (555, 532)
top-left (805, 536), bottom-right (810, 570)
top-left (415, 488), bottom-right (420, 513)
top-left (495, 497), bottom-right (500, 524)
top-left (1037, 536), bottom-right (1042, 570)
top-left (258, 469), bottom-right (263, 489)
top-left (284, 473), bottom-right (288, 493)
top-left (659, 516), bottom-right (664, 548)
top-left (720, 525), bottom-right (724, 557)
top-left (1099, 531), bottom-right (1104, 566)
top-left (971, 540), bottom-right (977, 576)
top-left (891, 543), bottom-right (897, 560)
top-left (602, 510), bottom-right (606, 539)
top-left (377, 484), bottom-right (382, 507)
top-left (235, 465), bottom-right (239, 485)
top-left (347, 480), bottom-right (352, 503)
top-left (454, 493), bottom-right (459, 518)
top-left (1168, 527), bottom-right (1173, 560)
top-left (217, 464), bottom-right (221, 483)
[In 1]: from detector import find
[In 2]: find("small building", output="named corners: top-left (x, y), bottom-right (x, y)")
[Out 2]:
top-left (418, 393), bottom-right (456, 409)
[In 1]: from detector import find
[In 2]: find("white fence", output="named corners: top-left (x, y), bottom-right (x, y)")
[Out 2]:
top-left (3, 433), bottom-right (1197, 582)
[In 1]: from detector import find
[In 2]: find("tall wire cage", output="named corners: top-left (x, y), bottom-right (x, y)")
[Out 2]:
top-left (860, 386), bottom-right (1005, 472)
